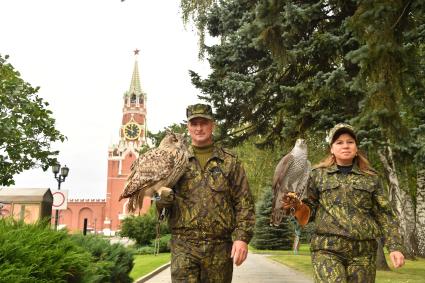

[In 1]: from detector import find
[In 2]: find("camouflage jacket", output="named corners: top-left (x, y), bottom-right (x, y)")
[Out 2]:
top-left (167, 145), bottom-right (255, 243)
top-left (304, 163), bottom-right (404, 252)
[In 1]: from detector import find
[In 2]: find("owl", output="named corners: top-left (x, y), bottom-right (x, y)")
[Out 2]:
top-left (119, 132), bottom-right (189, 213)
top-left (270, 139), bottom-right (311, 226)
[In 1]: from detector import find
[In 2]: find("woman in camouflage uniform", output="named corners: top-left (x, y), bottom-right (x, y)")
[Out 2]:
top-left (284, 123), bottom-right (405, 283)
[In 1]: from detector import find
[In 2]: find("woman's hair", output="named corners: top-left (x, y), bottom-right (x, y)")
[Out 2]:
top-left (315, 151), bottom-right (376, 175)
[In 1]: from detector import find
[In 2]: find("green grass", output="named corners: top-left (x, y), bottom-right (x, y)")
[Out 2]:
top-left (375, 256), bottom-right (425, 283)
top-left (130, 253), bottom-right (171, 281)
top-left (253, 244), bottom-right (425, 283)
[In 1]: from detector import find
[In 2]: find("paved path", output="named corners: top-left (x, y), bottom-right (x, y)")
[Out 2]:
top-left (143, 252), bottom-right (313, 283)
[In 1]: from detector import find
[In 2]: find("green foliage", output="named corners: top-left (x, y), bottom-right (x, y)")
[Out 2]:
top-left (71, 234), bottom-right (135, 283)
top-left (0, 219), bottom-right (95, 283)
top-left (180, 0), bottom-right (216, 57)
top-left (120, 214), bottom-right (156, 246)
top-left (136, 234), bottom-right (171, 255)
top-left (0, 54), bottom-right (65, 185)
top-left (153, 234), bottom-right (171, 253)
top-left (251, 188), bottom-right (292, 250)
top-left (234, 138), bottom-right (279, 200)
top-left (147, 122), bottom-right (187, 147)
top-left (120, 206), bottom-right (169, 247)
top-left (189, 0), bottom-right (425, 163)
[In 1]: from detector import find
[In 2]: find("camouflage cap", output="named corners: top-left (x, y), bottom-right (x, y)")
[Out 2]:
top-left (186, 103), bottom-right (214, 121)
top-left (327, 123), bottom-right (357, 145)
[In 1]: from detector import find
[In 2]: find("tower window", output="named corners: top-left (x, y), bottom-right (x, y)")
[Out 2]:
top-left (139, 96), bottom-right (144, 105)
top-left (130, 94), bottom-right (136, 104)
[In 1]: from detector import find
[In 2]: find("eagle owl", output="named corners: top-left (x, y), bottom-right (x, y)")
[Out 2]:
top-left (270, 139), bottom-right (311, 226)
top-left (119, 132), bottom-right (189, 213)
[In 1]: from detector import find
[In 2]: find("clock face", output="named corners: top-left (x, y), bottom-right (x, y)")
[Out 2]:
top-left (124, 123), bottom-right (141, 140)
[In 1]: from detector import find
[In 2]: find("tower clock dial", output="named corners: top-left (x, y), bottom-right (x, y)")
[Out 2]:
top-left (124, 123), bottom-right (141, 140)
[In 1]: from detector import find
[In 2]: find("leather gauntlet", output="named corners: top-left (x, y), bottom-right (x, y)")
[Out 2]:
top-left (282, 192), bottom-right (310, 227)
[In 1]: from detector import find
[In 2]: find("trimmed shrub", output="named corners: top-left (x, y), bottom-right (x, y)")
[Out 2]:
top-left (136, 245), bottom-right (156, 255)
top-left (71, 234), bottom-right (134, 283)
top-left (0, 218), bottom-right (96, 283)
top-left (120, 205), bottom-right (169, 246)
top-left (136, 234), bottom-right (171, 255)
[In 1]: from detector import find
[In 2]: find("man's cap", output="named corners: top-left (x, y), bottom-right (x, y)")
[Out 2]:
top-left (327, 123), bottom-right (357, 145)
top-left (186, 103), bottom-right (214, 121)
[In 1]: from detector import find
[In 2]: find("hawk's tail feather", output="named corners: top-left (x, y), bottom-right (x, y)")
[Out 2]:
top-left (270, 208), bottom-right (285, 226)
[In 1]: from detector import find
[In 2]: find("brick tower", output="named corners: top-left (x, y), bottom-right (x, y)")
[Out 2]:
top-left (103, 49), bottom-right (147, 234)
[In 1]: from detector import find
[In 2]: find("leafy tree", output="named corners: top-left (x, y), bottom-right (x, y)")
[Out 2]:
top-left (120, 206), bottom-right (169, 246)
top-left (147, 122), bottom-right (187, 147)
top-left (180, 0), bottom-right (216, 57)
top-left (0, 54), bottom-right (65, 185)
top-left (251, 187), bottom-right (292, 250)
top-left (234, 138), bottom-right (278, 200)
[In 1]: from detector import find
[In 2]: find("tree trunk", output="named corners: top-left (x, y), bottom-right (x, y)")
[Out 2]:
top-left (376, 237), bottom-right (390, 270)
top-left (416, 169), bottom-right (425, 257)
top-left (400, 181), bottom-right (418, 257)
top-left (378, 146), bottom-right (415, 258)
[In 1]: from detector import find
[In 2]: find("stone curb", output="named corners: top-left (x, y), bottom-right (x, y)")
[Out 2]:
top-left (134, 262), bottom-right (171, 283)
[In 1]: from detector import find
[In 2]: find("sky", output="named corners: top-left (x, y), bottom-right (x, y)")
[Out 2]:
top-left (3, 0), bottom-right (211, 198)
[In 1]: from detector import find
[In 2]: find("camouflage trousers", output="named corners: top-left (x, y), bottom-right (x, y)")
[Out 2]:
top-left (310, 234), bottom-right (378, 283)
top-left (170, 237), bottom-right (233, 283)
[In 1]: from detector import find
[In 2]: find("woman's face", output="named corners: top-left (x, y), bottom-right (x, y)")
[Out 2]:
top-left (331, 133), bottom-right (358, 166)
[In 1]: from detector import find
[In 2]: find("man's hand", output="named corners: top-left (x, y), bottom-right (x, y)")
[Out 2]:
top-left (389, 251), bottom-right (405, 268)
top-left (155, 187), bottom-right (174, 208)
top-left (231, 240), bottom-right (248, 266)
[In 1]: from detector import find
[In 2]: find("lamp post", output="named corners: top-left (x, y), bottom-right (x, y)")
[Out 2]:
top-left (52, 163), bottom-right (69, 230)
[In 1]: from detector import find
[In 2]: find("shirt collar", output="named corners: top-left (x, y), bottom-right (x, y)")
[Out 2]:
top-left (188, 144), bottom-right (225, 161)
top-left (326, 162), bottom-right (364, 175)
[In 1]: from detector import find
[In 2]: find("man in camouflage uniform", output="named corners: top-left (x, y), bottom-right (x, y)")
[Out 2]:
top-left (157, 103), bottom-right (255, 283)
top-left (284, 123), bottom-right (405, 282)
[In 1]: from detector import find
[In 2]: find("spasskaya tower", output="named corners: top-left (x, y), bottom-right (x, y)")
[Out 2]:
top-left (103, 49), bottom-right (147, 234)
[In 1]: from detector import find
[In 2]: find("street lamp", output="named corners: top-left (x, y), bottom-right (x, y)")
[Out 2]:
top-left (52, 163), bottom-right (69, 230)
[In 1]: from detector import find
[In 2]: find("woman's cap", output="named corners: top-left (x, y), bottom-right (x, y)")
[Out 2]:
top-left (327, 123), bottom-right (357, 145)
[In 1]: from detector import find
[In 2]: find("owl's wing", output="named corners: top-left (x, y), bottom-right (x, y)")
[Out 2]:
top-left (270, 153), bottom-right (294, 226)
top-left (120, 148), bottom-right (176, 212)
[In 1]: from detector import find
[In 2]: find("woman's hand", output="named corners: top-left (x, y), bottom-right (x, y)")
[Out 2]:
top-left (389, 251), bottom-right (405, 268)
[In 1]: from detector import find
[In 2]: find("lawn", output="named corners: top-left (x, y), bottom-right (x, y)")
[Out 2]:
top-left (130, 253), bottom-right (171, 281)
top-left (253, 244), bottom-right (425, 283)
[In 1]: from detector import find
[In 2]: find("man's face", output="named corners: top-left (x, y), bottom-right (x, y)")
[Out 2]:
top-left (188, 117), bottom-right (214, 146)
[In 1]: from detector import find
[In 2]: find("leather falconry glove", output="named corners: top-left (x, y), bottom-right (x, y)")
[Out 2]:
top-left (281, 192), bottom-right (310, 227)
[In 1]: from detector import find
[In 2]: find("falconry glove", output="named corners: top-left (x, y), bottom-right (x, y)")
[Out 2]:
top-left (282, 193), bottom-right (310, 227)
top-left (155, 187), bottom-right (175, 208)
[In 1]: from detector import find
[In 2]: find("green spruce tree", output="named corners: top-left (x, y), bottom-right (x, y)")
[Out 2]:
top-left (251, 188), bottom-right (292, 250)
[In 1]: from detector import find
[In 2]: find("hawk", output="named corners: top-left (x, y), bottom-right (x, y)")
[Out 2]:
top-left (119, 132), bottom-right (189, 213)
top-left (270, 138), bottom-right (311, 226)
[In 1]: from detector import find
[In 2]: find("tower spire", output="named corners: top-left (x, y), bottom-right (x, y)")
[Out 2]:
top-left (129, 49), bottom-right (142, 95)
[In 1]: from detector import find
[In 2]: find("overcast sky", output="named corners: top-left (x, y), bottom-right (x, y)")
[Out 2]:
top-left (3, 0), bottom-right (210, 198)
